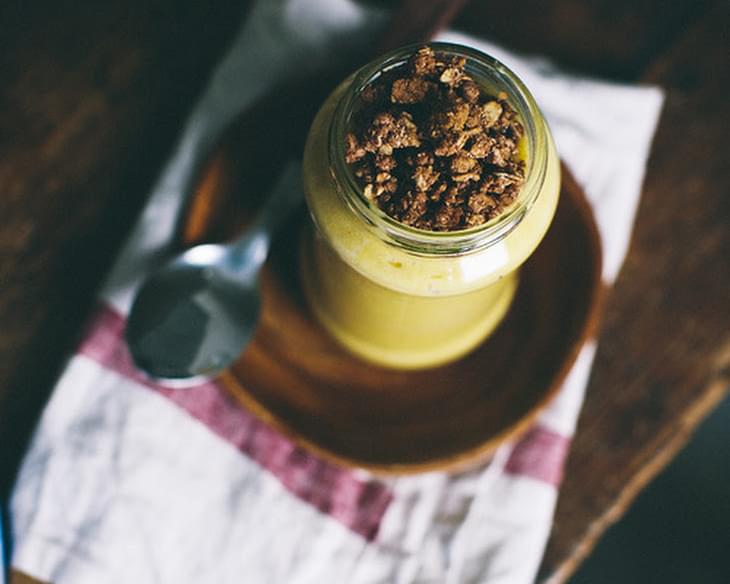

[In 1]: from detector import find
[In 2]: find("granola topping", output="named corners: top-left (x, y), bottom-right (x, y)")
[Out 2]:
top-left (344, 47), bottom-right (525, 231)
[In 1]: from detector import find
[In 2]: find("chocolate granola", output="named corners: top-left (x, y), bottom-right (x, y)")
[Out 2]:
top-left (344, 47), bottom-right (525, 231)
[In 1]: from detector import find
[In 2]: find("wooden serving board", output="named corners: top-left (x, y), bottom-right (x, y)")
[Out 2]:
top-left (180, 94), bottom-right (603, 472)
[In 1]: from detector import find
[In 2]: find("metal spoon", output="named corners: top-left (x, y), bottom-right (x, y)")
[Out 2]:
top-left (125, 161), bottom-right (302, 384)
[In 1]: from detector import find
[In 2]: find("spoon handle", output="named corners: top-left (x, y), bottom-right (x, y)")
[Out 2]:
top-left (226, 160), bottom-right (303, 274)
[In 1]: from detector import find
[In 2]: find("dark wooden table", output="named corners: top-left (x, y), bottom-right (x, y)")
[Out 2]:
top-left (2, 1), bottom-right (728, 582)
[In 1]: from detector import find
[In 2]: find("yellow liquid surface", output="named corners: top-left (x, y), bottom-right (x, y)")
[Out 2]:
top-left (302, 85), bottom-right (561, 369)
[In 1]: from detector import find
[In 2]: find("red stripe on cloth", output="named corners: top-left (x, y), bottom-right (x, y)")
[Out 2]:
top-left (78, 302), bottom-right (392, 541)
top-left (503, 425), bottom-right (571, 487)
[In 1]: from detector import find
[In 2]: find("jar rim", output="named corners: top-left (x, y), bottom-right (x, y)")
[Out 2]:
top-left (328, 41), bottom-right (549, 256)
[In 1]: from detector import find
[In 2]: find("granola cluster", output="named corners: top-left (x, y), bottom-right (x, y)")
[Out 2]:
top-left (344, 47), bottom-right (525, 231)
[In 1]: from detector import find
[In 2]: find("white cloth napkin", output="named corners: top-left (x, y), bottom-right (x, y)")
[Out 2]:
top-left (9, 1), bottom-right (664, 583)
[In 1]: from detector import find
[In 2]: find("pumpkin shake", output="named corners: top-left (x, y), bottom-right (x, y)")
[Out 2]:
top-left (301, 44), bottom-right (560, 368)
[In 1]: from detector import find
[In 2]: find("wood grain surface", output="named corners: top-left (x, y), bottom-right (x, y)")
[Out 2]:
top-left (538, 3), bottom-right (730, 580)
top-left (1, 1), bottom-right (728, 583)
top-left (0, 0), bottom-right (251, 492)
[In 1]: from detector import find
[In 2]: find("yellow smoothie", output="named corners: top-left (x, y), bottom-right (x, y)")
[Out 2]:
top-left (301, 44), bottom-right (561, 369)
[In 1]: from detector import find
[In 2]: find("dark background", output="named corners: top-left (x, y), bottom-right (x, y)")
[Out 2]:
top-left (571, 397), bottom-right (730, 583)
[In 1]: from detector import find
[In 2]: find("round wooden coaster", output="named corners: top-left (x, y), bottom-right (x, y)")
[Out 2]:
top-left (180, 91), bottom-right (602, 474)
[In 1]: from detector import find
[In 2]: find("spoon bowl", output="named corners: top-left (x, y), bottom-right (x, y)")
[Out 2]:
top-left (125, 162), bottom-right (301, 384)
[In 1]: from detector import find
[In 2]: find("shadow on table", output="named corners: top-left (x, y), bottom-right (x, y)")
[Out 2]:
top-left (569, 395), bottom-right (730, 584)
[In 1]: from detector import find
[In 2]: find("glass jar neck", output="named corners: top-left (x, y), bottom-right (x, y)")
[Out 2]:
top-left (328, 42), bottom-right (549, 257)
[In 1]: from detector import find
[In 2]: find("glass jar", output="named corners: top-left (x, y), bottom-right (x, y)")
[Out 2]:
top-left (301, 42), bottom-right (561, 369)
